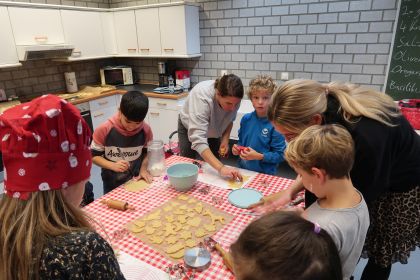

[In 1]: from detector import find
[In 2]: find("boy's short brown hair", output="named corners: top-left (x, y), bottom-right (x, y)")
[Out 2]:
top-left (247, 75), bottom-right (277, 99)
top-left (284, 124), bottom-right (354, 179)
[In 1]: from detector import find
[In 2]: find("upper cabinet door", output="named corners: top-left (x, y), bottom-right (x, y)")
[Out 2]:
top-left (100, 12), bottom-right (118, 55)
top-left (113, 10), bottom-right (138, 56)
top-left (159, 5), bottom-right (200, 56)
top-left (135, 8), bottom-right (161, 56)
top-left (61, 10), bottom-right (106, 60)
top-left (8, 7), bottom-right (65, 45)
top-left (0, 7), bottom-right (20, 67)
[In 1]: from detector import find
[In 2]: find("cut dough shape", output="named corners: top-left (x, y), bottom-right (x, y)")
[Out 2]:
top-left (166, 236), bottom-right (178, 245)
top-left (194, 203), bottom-right (203, 214)
top-left (163, 205), bottom-right (173, 212)
top-left (150, 236), bottom-right (164, 244)
top-left (131, 225), bottom-right (144, 233)
top-left (144, 210), bottom-right (161, 221)
top-left (124, 179), bottom-right (150, 192)
top-left (188, 198), bottom-right (196, 204)
top-left (178, 194), bottom-right (189, 200)
top-left (169, 250), bottom-right (185, 259)
top-left (151, 220), bottom-right (162, 228)
top-left (179, 205), bottom-right (188, 210)
top-left (163, 224), bottom-right (178, 237)
top-left (203, 209), bottom-right (225, 225)
top-left (195, 228), bottom-right (207, 238)
top-left (179, 231), bottom-right (192, 240)
top-left (185, 239), bottom-right (196, 247)
top-left (174, 208), bottom-right (185, 215)
top-left (134, 220), bottom-right (145, 228)
top-left (204, 224), bottom-right (216, 232)
top-left (166, 243), bottom-right (184, 254)
top-left (187, 217), bottom-right (201, 227)
top-left (165, 215), bottom-right (175, 223)
top-left (145, 227), bottom-right (155, 235)
top-left (177, 215), bottom-right (188, 224)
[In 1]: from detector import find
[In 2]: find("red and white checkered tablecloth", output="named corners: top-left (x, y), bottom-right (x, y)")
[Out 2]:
top-left (84, 155), bottom-right (297, 280)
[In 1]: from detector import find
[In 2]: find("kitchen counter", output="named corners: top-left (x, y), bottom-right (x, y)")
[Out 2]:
top-left (116, 84), bottom-right (189, 100)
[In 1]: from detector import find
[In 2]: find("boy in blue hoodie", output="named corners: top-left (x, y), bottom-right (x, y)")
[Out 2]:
top-left (232, 75), bottom-right (286, 175)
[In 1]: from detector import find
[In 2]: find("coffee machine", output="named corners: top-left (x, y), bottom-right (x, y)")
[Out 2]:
top-left (158, 62), bottom-right (168, 87)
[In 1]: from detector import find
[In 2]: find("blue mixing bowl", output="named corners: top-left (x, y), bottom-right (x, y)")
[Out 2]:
top-left (167, 163), bottom-right (199, 192)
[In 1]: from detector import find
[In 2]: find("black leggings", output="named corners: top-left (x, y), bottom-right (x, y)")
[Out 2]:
top-left (361, 260), bottom-right (391, 280)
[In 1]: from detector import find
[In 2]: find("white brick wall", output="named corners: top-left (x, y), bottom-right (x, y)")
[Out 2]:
top-left (1, 0), bottom-right (399, 97)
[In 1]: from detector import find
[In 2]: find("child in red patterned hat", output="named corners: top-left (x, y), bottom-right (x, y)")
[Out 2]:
top-left (0, 95), bottom-right (125, 280)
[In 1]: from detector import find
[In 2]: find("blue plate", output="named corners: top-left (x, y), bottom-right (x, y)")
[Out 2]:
top-left (228, 188), bottom-right (263, 209)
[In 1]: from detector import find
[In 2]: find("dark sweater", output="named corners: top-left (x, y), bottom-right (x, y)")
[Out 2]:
top-left (40, 231), bottom-right (125, 279)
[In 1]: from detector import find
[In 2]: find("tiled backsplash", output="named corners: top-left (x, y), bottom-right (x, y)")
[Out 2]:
top-left (0, 59), bottom-right (113, 98)
top-left (0, 0), bottom-right (399, 99)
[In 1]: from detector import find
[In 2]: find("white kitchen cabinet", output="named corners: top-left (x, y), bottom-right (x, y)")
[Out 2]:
top-left (113, 10), bottom-right (138, 56)
top-left (90, 95), bottom-right (119, 130)
top-left (0, 7), bottom-right (20, 68)
top-left (100, 12), bottom-right (118, 55)
top-left (135, 8), bottom-right (161, 56)
top-left (61, 10), bottom-right (106, 60)
top-left (8, 7), bottom-right (65, 45)
top-left (147, 97), bottom-right (185, 143)
top-left (159, 5), bottom-right (200, 57)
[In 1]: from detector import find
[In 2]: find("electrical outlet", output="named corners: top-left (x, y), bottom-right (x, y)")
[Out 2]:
top-left (220, 70), bottom-right (228, 76)
top-left (280, 72), bottom-right (289, 80)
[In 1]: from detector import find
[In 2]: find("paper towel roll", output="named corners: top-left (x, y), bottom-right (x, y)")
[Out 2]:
top-left (64, 72), bottom-right (78, 93)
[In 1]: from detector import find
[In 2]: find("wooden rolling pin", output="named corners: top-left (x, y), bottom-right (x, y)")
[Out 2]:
top-left (214, 243), bottom-right (234, 272)
top-left (100, 199), bottom-right (135, 211)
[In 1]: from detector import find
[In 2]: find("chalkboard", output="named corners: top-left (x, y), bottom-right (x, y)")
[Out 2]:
top-left (385, 0), bottom-right (420, 100)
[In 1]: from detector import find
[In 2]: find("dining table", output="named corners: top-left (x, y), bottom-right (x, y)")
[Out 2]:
top-left (84, 155), bottom-right (301, 280)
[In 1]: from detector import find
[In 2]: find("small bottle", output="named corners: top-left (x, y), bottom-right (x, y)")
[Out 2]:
top-left (168, 75), bottom-right (174, 93)
top-left (182, 74), bottom-right (189, 92)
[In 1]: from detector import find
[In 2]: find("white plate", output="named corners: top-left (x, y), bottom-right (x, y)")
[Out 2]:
top-left (228, 188), bottom-right (263, 209)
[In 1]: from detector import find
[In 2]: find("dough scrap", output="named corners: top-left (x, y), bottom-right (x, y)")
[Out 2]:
top-left (185, 239), bottom-right (196, 247)
top-left (124, 179), bottom-right (150, 192)
top-left (134, 220), bottom-right (145, 228)
top-left (166, 243), bottom-right (184, 254)
top-left (178, 194), bottom-right (189, 200)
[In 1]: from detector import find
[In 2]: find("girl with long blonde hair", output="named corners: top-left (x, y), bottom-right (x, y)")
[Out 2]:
top-left (0, 95), bottom-right (124, 280)
top-left (253, 79), bottom-right (420, 280)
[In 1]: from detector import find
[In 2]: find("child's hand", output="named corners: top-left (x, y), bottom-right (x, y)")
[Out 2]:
top-left (239, 147), bottom-right (262, 161)
top-left (135, 169), bottom-right (153, 183)
top-left (111, 160), bottom-right (130, 173)
top-left (232, 144), bottom-right (240, 156)
top-left (219, 144), bottom-right (229, 158)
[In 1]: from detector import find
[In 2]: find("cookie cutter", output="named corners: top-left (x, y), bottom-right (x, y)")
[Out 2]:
top-left (211, 196), bottom-right (223, 205)
top-left (166, 263), bottom-right (195, 280)
top-left (198, 185), bottom-right (211, 195)
top-left (204, 237), bottom-right (234, 272)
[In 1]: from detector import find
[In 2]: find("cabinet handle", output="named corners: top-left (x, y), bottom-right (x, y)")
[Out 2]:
top-left (98, 101), bottom-right (109, 105)
top-left (163, 48), bottom-right (174, 52)
top-left (93, 112), bottom-right (104, 118)
top-left (157, 102), bottom-right (167, 106)
top-left (150, 112), bottom-right (160, 116)
top-left (140, 48), bottom-right (150, 51)
top-left (127, 48), bottom-right (137, 52)
top-left (72, 51), bottom-right (82, 57)
top-left (34, 36), bottom-right (48, 43)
